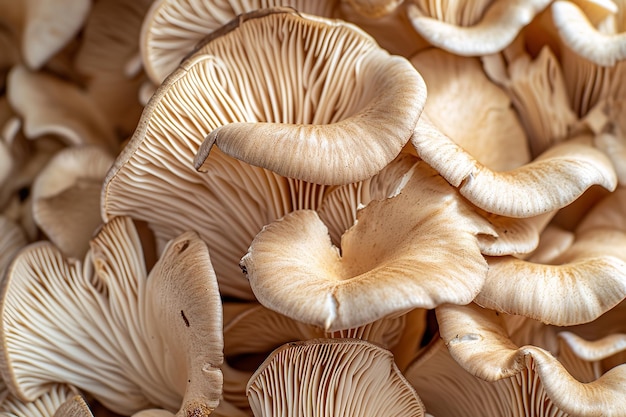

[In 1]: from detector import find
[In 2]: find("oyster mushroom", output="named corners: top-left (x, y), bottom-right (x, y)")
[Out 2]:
top-left (240, 160), bottom-right (494, 331)
top-left (247, 339), bottom-right (426, 416)
top-left (0, 216), bottom-right (223, 416)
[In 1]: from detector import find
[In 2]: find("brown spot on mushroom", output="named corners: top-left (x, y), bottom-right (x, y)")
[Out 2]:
top-left (181, 310), bottom-right (190, 327)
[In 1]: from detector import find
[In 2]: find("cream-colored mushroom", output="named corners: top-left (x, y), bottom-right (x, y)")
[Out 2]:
top-left (406, 0), bottom-right (551, 56)
top-left (31, 145), bottom-right (114, 259)
top-left (247, 339), bottom-right (426, 416)
top-left (6, 66), bottom-right (118, 151)
top-left (413, 117), bottom-right (617, 217)
top-left (0, 384), bottom-right (82, 417)
top-left (140, 1), bottom-right (340, 84)
top-left (241, 160), bottom-right (494, 331)
top-left (552, 0), bottom-right (626, 67)
top-left (0, 216), bottom-right (223, 416)
top-left (193, 8), bottom-right (426, 185)
top-left (475, 227), bottom-right (626, 325)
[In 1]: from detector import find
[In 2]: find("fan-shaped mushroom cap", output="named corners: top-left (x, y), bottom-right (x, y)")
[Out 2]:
top-left (6, 66), bottom-right (118, 150)
top-left (141, 1), bottom-right (340, 84)
top-left (241, 161), bottom-right (494, 331)
top-left (413, 118), bottom-right (618, 217)
top-left (552, 0), bottom-right (626, 67)
top-left (429, 303), bottom-right (626, 416)
top-left (31, 145), bottom-right (114, 259)
top-left (247, 339), bottom-right (425, 416)
top-left (0, 217), bottom-right (223, 416)
top-left (0, 384), bottom-right (82, 417)
top-left (193, 8), bottom-right (427, 185)
top-left (475, 228), bottom-right (626, 325)
top-left (103, 9), bottom-right (424, 298)
top-left (407, 0), bottom-right (551, 56)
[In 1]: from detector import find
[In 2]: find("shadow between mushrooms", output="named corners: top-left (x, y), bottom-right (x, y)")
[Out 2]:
top-left (0, 216), bottom-right (223, 417)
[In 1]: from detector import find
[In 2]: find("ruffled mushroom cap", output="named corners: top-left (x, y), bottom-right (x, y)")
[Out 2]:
top-left (6, 66), bottom-right (118, 150)
top-left (424, 303), bottom-right (626, 416)
top-left (193, 9), bottom-right (427, 185)
top-left (247, 339), bottom-right (425, 416)
top-left (31, 145), bottom-right (114, 259)
top-left (552, 0), bottom-right (626, 67)
top-left (103, 9), bottom-right (425, 298)
top-left (0, 216), bottom-right (223, 416)
top-left (406, 0), bottom-right (551, 56)
top-left (413, 117), bottom-right (618, 217)
top-left (141, 1), bottom-right (340, 84)
top-left (241, 161), bottom-right (494, 331)
top-left (475, 227), bottom-right (626, 326)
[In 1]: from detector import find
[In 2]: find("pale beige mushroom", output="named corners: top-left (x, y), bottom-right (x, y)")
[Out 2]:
top-left (0, 216), bottom-right (27, 276)
top-left (423, 303), bottom-right (626, 416)
top-left (140, 1), bottom-right (340, 84)
top-left (475, 227), bottom-right (626, 325)
top-left (342, 0), bottom-right (404, 18)
top-left (0, 216), bottom-right (223, 416)
top-left (0, 384), bottom-right (83, 417)
top-left (247, 339), bottom-right (425, 416)
top-left (241, 160), bottom-right (494, 331)
top-left (6, 66), bottom-right (118, 151)
top-left (552, 0), bottom-right (626, 67)
top-left (193, 9), bottom-right (427, 185)
top-left (406, 0), bottom-right (551, 56)
top-left (413, 117), bottom-right (617, 217)
top-left (103, 9), bottom-right (425, 299)
top-left (31, 145), bottom-right (114, 259)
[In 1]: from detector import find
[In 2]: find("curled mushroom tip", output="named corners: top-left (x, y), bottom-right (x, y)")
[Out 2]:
top-left (194, 134), bottom-right (218, 172)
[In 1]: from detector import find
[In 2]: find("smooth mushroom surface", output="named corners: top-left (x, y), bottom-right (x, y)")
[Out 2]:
top-left (241, 160), bottom-right (494, 331)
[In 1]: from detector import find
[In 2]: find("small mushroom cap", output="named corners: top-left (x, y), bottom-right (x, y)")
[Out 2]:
top-left (241, 161), bottom-right (494, 331)
top-left (247, 339), bottom-right (425, 416)
top-left (407, 0), bottom-right (551, 56)
top-left (31, 145), bottom-right (114, 259)
top-left (412, 119), bottom-right (618, 217)
top-left (192, 9), bottom-right (427, 185)
top-left (552, 0), bottom-right (626, 67)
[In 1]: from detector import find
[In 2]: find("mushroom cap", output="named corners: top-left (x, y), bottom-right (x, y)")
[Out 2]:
top-left (475, 228), bottom-right (626, 326)
top-left (247, 339), bottom-right (425, 416)
top-left (552, 0), bottom-right (626, 67)
top-left (412, 119), bottom-right (618, 217)
top-left (241, 161), bottom-right (494, 331)
top-left (0, 217), bottom-right (223, 416)
top-left (407, 0), bottom-right (551, 56)
top-left (140, 0), bottom-right (340, 83)
top-left (192, 8), bottom-right (427, 185)
top-left (430, 303), bottom-right (626, 416)
top-left (31, 145), bottom-right (114, 260)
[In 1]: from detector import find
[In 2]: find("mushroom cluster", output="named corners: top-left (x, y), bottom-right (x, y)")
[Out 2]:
top-left (0, 0), bottom-right (625, 416)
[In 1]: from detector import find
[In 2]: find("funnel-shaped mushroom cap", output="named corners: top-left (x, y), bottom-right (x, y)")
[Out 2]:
top-left (407, 0), bottom-right (551, 56)
top-left (192, 8), bottom-right (426, 185)
top-left (0, 217), bottom-right (223, 416)
top-left (141, 1), bottom-right (340, 83)
top-left (31, 145), bottom-right (114, 260)
top-left (247, 339), bottom-right (425, 416)
top-left (431, 303), bottom-right (626, 415)
top-left (241, 161), bottom-right (494, 331)
top-left (413, 118), bottom-right (618, 217)
top-left (553, 0), bottom-right (626, 66)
